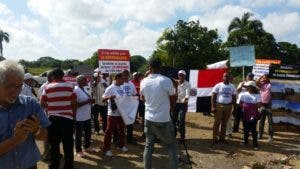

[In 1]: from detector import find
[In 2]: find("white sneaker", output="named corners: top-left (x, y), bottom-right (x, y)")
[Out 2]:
top-left (268, 136), bottom-right (273, 142)
top-left (105, 150), bottom-right (113, 157)
top-left (119, 146), bottom-right (128, 152)
top-left (84, 147), bottom-right (96, 153)
top-left (76, 151), bottom-right (85, 158)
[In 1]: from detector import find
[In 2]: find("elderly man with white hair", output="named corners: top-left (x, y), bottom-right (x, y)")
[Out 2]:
top-left (0, 60), bottom-right (50, 169)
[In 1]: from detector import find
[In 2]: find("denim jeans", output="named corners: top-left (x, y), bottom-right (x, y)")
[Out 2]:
top-left (143, 120), bottom-right (178, 169)
top-left (259, 103), bottom-right (273, 137)
top-left (172, 103), bottom-right (187, 140)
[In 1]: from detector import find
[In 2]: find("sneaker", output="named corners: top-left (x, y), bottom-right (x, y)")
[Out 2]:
top-left (105, 150), bottom-right (113, 157)
top-left (76, 151), bottom-right (85, 158)
top-left (240, 142), bottom-right (248, 146)
top-left (84, 147), bottom-right (96, 153)
top-left (253, 146), bottom-right (258, 150)
top-left (119, 146), bottom-right (128, 152)
top-left (268, 136), bottom-right (273, 142)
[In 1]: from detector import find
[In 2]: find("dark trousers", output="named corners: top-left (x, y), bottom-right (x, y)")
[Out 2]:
top-left (243, 120), bottom-right (258, 147)
top-left (92, 104), bottom-right (108, 132)
top-left (48, 116), bottom-right (74, 169)
top-left (259, 103), bottom-right (273, 137)
top-left (28, 165), bottom-right (37, 169)
top-left (172, 103), bottom-right (187, 140)
top-left (75, 119), bottom-right (92, 152)
top-left (127, 124), bottom-right (133, 142)
top-left (138, 100), bottom-right (145, 121)
top-left (233, 105), bottom-right (243, 132)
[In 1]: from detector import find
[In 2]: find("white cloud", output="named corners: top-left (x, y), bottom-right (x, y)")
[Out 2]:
top-left (122, 21), bottom-right (161, 57)
top-left (288, 0), bottom-right (300, 7)
top-left (189, 5), bottom-right (253, 40)
top-left (263, 12), bottom-right (300, 43)
top-left (178, 0), bottom-right (224, 11)
top-left (239, 0), bottom-right (285, 8)
top-left (0, 2), bottom-right (60, 61)
top-left (2, 24), bottom-right (60, 61)
top-left (0, 3), bottom-right (12, 16)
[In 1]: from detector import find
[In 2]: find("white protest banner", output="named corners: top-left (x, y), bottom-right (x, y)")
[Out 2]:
top-left (98, 49), bottom-right (130, 73)
top-left (114, 96), bottom-right (139, 125)
top-left (252, 64), bottom-right (270, 80)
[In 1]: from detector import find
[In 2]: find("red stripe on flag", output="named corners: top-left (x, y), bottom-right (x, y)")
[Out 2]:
top-left (197, 68), bottom-right (227, 88)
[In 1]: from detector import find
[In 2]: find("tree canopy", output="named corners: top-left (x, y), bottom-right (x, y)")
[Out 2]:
top-left (153, 20), bottom-right (227, 69)
top-left (0, 29), bottom-right (9, 60)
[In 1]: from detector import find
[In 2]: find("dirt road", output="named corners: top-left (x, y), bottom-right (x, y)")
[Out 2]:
top-left (37, 113), bottom-right (300, 169)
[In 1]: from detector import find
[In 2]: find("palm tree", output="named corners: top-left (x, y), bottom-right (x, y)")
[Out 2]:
top-left (227, 12), bottom-right (264, 45)
top-left (0, 29), bottom-right (9, 60)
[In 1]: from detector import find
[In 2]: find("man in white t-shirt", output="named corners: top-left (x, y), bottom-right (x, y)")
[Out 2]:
top-left (211, 72), bottom-right (237, 145)
top-left (140, 58), bottom-right (178, 169)
top-left (121, 69), bottom-right (137, 144)
top-left (74, 75), bottom-right (94, 157)
top-left (102, 73), bottom-right (128, 157)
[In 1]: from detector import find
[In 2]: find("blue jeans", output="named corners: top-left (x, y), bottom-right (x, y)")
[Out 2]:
top-left (143, 120), bottom-right (178, 169)
top-left (172, 103), bottom-right (187, 140)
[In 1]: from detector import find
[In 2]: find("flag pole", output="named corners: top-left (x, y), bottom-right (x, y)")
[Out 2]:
top-left (242, 66), bottom-right (245, 81)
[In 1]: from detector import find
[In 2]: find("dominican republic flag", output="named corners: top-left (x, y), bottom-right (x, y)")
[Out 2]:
top-left (188, 68), bottom-right (228, 112)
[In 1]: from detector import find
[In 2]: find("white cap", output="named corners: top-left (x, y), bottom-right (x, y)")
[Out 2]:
top-left (24, 73), bottom-right (34, 80)
top-left (133, 72), bottom-right (138, 76)
top-left (244, 81), bottom-right (258, 89)
top-left (93, 72), bottom-right (99, 77)
top-left (178, 70), bottom-right (186, 75)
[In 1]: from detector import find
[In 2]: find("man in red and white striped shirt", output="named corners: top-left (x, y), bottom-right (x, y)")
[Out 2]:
top-left (40, 68), bottom-right (77, 169)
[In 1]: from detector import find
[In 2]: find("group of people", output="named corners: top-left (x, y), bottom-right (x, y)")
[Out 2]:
top-left (0, 58), bottom-right (273, 169)
top-left (211, 72), bottom-right (273, 149)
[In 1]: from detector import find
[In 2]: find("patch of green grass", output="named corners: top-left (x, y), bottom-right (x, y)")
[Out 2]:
top-left (28, 67), bottom-right (51, 75)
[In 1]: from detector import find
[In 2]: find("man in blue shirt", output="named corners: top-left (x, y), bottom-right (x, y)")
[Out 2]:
top-left (0, 60), bottom-right (50, 169)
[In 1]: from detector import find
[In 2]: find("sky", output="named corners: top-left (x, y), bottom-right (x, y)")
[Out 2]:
top-left (0, 0), bottom-right (299, 61)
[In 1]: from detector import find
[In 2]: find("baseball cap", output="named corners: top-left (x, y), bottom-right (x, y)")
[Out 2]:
top-left (178, 70), bottom-right (186, 76)
top-left (244, 80), bottom-right (258, 89)
top-left (24, 73), bottom-right (34, 80)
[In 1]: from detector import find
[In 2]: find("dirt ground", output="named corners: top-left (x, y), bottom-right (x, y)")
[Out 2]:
top-left (37, 112), bottom-right (300, 169)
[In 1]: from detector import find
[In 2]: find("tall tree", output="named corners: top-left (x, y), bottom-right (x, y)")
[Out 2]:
top-left (83, 51), bottom-right (98, 68)
top-left (227, 12), bottom-right (264, 46)
top-left (130, 55), bottom-right (147, 73)
top-left (226, 12), bottom-right (279, 59)
top-left (0, 29), bottom-right (9, 60)
top-left (277, 42), bottom-right (300, 65)
top-left (153, 20), bottom-right (227, 69)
